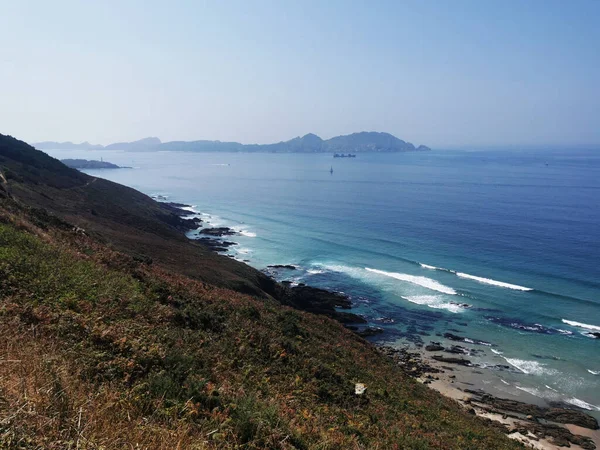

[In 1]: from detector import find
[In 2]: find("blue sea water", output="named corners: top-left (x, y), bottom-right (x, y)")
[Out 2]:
top-left (45, 148), bottom-right (600, 415)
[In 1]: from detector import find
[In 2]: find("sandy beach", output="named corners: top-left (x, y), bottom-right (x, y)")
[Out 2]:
top-left (407, 347), bottom-right (600, 450)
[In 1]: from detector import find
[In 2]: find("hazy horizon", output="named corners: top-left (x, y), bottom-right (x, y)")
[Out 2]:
top-left (2, 0), bottom-right (599, 149)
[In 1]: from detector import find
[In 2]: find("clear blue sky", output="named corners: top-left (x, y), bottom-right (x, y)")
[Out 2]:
top-left (1, 0), bottom-right (599, 148)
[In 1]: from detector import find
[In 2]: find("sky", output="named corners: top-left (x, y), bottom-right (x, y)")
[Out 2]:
top-left (1, 0), bottom-right (599, 149)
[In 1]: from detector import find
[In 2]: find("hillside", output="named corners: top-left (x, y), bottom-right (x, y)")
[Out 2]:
top-left (0, 133), bottom-right (520, 449)
top-left (33, 132), bottom-right (431, 153)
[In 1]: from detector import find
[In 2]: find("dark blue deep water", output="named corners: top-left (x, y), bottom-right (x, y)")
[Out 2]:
top-left (46, 148), bottom-right (600, 414)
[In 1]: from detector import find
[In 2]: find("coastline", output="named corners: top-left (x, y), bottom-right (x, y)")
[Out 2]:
top-left (376, 344), bottom-right (600, 450)
top-left (165, 197), bottom-right (600, 449)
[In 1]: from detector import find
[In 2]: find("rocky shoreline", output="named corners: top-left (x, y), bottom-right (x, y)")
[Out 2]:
top-left (377, 345), bottom-right (599, 449)
top-left (167, 200), bottom-right (600, 449)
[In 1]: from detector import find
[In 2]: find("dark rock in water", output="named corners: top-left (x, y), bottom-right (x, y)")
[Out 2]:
top-left (356, 327), bottom-right (384, 338)
top-left (431, 355), bottom-right (472, 366)
top-left (450, 302), bottom-right (471, 309)
top-left (199, 227), bottom-right (237, 237)
top-left (161, 202), bottom-right (197, 216)
top-left (443, 332), bottom-right (491, 346)
top-left (195, 237), bottom-right (237, 253)
top-left (164, 201), bottom-right (192, 209)
top-left (531, 354), bottom-right (563, 361)
top-left (444, 332), bottom-right (465, 342)
top-left (279, 285), bottom-right (365, 324)
top-left (465, 389), bottom-right (599, 430)
top-left (373, 316), bottom-right (395, 324)
top-left (445, 345), bottom-right (469, 355)
top-left (425, 343), bottom-right (444, 352)
top-left (590, 332), bottom-right (600, 339)
top-left (485, 316), bottom-right (562, 335)
top-left (378, 346), bottom-right (442, 377)
top-left (476, 363), bottom-right (517, 373)
top-left (156, 206), bottom-right (202, 231)
top-left (267, 264), bottom-right (298, 270)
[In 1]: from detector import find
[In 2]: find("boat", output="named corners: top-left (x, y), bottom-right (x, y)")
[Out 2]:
top-left (330, 166), bottom-right (334, 174)
top-left (333, 153), bottom-right (356, 158)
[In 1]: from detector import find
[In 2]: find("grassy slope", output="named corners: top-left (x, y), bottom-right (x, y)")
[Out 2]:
top-left (0, 199), bottom-right (522, 450)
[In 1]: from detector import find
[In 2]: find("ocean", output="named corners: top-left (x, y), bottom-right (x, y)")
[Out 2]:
top-left (45, 147), bottom-right (600, 416)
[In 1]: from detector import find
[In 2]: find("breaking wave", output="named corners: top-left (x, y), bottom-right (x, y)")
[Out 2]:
top-left (515, 385), bottom-right (544, 397)
top-left (306, 269), bottom-right (325, 275)
top-left (455, 272), bottom-right (532, 291)
top-left (365, 268), bottom-right (457, 295)
top-left (561, 319), bottom-right (600, 332)
top-left (565, 398), bottom-right (600, 411)
top-left (502, 358), bottom-right (557, 376)
top-left (419, 262), bottom-right (532, 291)
top-left (401, 295), bottom-right (464, 314)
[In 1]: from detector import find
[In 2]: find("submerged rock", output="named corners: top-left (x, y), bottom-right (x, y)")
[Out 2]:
top-left (199, 227), bottom-right (237, 237)
top-left (279, 285), bottom-right (365, 324)
top-left (431, 355), bottom-right (472, 366)
top-left (195, 237), bottom-right (237, 253)
top-left (267, 264), bottom-right (298, 270)
top-left (356, 327), bottom-right (384, 338)
top-left (425, 343), bottom-right (444, 352)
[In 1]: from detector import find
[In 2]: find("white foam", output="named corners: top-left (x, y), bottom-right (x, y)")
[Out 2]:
top-left (238, 230), bottom-right (257, 238)
top-left (545, 385), bottom-right (558, 392)
top-left (180, 205), bottom-right (200, 213)
top-left (235, 247), bottom-right (252, 255)
top-left (491, 348), bottom-right (503, 355)
top-left (365, 267), bottom-right (457, 295)
top-left (306, 269), bottom-right (325, 275)
top-left (583, 332), bottom-right (599, 339)
top-left (455, 272), bottom-right (532, 291)
top-left (565, 398), bottom-right (600, 411)
top-left (420, 263), bottom-right (438, 270)
top-left (561, 319), bottom-right (600, 332)
top-left (515, 385), bottom-right (543, 397)
top-left (199, 213), bottom-right (225, 227)
top-left (556, 329), bottom-right (573, 335)
top-left (402, 296), bottom-right (463, 313)
top-left (588, 370), bottom-right (600, 375)
top-left (500, 379), bottom-right (510, 385)
top-left (503, 358), bottom-right (557, 376)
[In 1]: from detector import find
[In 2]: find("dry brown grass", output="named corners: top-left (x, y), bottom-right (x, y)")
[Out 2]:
top-left (0, 325), bottom-right (208, 449)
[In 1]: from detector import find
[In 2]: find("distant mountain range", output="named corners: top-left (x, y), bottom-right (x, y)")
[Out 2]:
top-left (34, 132), bottom-right (431, 153)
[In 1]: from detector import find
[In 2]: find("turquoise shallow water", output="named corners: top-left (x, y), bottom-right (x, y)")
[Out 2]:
top-left (45, 148), bottom-right (600, 415)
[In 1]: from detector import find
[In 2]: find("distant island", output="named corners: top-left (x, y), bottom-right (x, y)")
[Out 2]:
top-left (61, 159), bottom-right (130, 169)
top-left (35, 132), bottom-right (431, 153)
